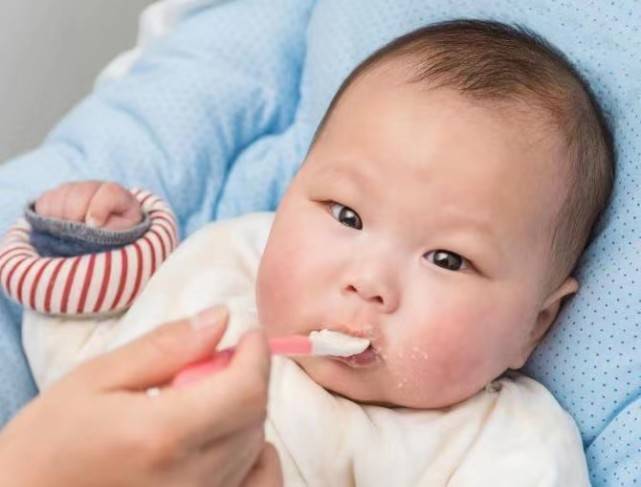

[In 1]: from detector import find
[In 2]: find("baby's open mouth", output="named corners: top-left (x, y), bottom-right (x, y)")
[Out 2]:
top-left (311, 326), bottom-right (380, 367)
top-left (334, 344), bottom-right (379, 367)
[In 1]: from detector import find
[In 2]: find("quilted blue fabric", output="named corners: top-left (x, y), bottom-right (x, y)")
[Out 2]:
top-left (0, 1), bottom-right (638, 485)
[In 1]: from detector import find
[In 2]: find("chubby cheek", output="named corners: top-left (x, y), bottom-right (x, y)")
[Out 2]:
top-left (256, 209), bottom-right (334, 339)
top-left (256, 243), bottom-right (306, 338)
top-left (381, 296), bottom-right (523, 407)
top-left (378, 335), bottom-right (433, 398)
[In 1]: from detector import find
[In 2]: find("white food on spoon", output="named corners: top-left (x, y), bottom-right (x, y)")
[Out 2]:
top-left (309, 329), bottom-right (370, 357)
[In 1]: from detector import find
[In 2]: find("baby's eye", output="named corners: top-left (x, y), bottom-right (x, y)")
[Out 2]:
top-left (329, 202), bottom-right (362, 230)
top-left (424, 250), bottom-right (468, 271)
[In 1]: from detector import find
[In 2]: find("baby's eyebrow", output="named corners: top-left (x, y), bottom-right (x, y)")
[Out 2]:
top-left (314, 164), bottom-right (372, 189)
top-left (448, 215), bottom-right (496, 241)
top-left (434, 208), bottom-right (494, 237)
top-left (432, 213), bottom-right (505, 262)
top-left (310, 165), bottom-right (378, 201)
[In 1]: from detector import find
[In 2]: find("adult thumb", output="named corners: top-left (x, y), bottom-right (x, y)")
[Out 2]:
top-left (78, 305), bottom-right (229, 391)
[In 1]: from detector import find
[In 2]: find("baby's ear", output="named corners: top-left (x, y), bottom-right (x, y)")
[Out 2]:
top-left (510, 277), bottom-right (579, 369)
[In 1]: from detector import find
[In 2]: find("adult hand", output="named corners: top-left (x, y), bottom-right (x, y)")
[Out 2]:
top-left (0, 306), bottom-right (281, 486)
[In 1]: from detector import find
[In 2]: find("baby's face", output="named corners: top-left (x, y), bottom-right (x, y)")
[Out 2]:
top-left (256, 65), bottom-right (575, 408)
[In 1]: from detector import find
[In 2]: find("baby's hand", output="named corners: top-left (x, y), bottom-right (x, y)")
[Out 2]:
top-left (35, 181), bottom-right (143, 231)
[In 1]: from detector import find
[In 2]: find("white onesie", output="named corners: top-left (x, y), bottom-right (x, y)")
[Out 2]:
top-left (22, 212), bottom-right (591, 486)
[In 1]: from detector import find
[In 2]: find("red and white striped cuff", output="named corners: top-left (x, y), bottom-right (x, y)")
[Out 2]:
top-left (0, 188), bottom-right (179, 316)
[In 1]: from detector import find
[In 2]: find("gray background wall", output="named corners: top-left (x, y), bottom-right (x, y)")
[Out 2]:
top-left (0, 0), bottom-right (154, 163)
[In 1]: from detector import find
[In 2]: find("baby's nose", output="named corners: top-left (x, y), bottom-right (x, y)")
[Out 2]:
top-left (343, 278), bottom-right (399, 313)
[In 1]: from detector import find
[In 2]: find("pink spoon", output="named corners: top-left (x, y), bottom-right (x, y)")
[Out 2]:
top-left (172, 331), bottom-right (369, 387)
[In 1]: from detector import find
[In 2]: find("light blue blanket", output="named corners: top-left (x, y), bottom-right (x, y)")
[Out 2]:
top-left (1, 1), bottom-right (639, 485)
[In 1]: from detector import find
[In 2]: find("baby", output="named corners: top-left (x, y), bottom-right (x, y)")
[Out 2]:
top-left (1, 20), bottom-right (613, 485)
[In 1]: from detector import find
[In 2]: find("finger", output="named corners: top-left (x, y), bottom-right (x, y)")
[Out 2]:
top-left (34, 184), bottom-right (71, 219)
top-left (86, 182), bottom-right (142, 228)
top-left (102, 194), bottom-right (145, 230)
top-left (73, 305), bottom-right (229, 390)
top-left (157, 329), bottom-right (272, 443)
top-left (61, 181), bottom-right (101, 222)
top-left (240, 443), bottom-right (282, 487)
top-left (227, 327), bottom-right (271, 386)
top-left (34, 190), bottom-right (56, 218)
top-left (102, 212), bottom-right (143, 231)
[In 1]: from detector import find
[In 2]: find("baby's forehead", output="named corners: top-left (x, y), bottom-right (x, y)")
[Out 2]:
top-left (312, 56), bottom-right (573, 229)
top-left (339, 59), bottom-right (563, 137)
top-left (313, 121), bottom-right (564, 222)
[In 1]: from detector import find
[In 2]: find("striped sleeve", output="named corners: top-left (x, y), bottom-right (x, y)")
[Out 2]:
top-left (0, 188), bottom-right (178, 317)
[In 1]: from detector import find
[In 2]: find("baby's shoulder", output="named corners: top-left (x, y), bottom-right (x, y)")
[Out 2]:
top-left (449, 372), bottom-right (590, 485)
top-left (490, 371), bottom-right (576, 429)
top-left (479, 371), bottom-right (582, 445)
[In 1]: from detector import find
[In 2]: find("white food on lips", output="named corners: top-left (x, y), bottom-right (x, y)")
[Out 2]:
top-left (309, 329), bottom-right (370, 357)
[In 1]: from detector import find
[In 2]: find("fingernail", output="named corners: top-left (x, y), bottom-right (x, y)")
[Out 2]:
top-left (190, 305), bottom-right (228, 331)
top-left (85, 216), bottom-right (98, 228)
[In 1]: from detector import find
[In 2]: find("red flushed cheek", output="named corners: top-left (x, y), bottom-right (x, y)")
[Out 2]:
top-left (257, 231), bottom-right (324, 337)
top-left (380, 341), bottom-right (434, 393)
top-left (256, 251), bottom-right (295, 336)
top-left (378, 303), bottom-right (501, 402)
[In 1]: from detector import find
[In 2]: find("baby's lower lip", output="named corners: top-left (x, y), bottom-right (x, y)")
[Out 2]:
top-left (333, 346), bottom-right (379, 367)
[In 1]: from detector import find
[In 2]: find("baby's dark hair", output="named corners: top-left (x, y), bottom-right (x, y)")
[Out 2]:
top-left (311, 20), bottom-right (614, 285)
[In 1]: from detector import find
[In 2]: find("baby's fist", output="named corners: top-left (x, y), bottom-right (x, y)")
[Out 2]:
top-left (35, 181), bottom-right (143, 231)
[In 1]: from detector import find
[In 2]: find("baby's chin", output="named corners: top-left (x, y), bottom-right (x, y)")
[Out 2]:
top-left (290, 355), bottom-right (489, 409)
top-left (290, 355), bottom-right (426, 408)
top-left (291, 355), bottom-right (383, 400)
